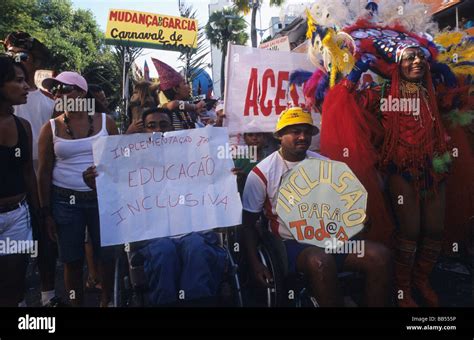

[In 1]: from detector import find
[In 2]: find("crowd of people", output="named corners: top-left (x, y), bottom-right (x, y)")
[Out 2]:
top-left (0, 23), bottom-right (472, 309)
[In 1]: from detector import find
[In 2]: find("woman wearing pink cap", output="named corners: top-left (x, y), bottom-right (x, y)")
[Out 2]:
top-left (37, 71), bottom-right (119, 307)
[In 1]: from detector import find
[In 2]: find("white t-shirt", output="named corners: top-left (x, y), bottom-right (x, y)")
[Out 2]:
top-left (14, 89), bottom-right (55, 164)
top-left (242, 150), bottom-right (328, 240)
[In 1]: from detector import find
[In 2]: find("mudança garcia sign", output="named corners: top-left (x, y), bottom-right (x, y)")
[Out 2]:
top-left (276, 159), bottom-right (367, 249)
top-left (105, 9), bottom-right (198, 52)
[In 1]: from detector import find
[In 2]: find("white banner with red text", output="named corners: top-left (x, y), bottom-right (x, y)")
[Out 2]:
top-left (224, 44), bottom-right (318, 135)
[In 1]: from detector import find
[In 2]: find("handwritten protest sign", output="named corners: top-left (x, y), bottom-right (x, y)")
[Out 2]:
top-left (224, 44), bottom-right (316, 134)
top-left (92, 127), bottom-right (242, 246)
top-left (276, 158), bottom-right (366, 249)
top-left (105, 9), bottom-right (198, 51)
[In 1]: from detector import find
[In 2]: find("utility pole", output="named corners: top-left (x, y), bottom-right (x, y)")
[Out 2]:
top-left (120, 48), bottom-right (130, 133)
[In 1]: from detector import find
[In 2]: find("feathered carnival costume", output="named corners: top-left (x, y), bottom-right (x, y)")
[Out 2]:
top-left (290, 0), bottom-right (473, 249)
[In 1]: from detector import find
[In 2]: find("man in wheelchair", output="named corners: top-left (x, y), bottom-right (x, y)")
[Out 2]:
top-left (129, 108), bottom-right (229, 306)
top-left (241, 107), bottom-right (393, 307)
top-left (85, 108), bottom-right (229, 306)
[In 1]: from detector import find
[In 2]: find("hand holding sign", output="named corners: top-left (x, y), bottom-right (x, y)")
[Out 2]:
top-left (276, 158), bottom-right (367, 249)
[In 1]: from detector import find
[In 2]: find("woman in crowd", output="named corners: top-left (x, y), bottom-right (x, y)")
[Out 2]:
top-left (37, 71), bottom-right (119, 307)
top-left (321, 43), bottom-right (469, 307)
top-left (0, 55), bottom-right (40, 306)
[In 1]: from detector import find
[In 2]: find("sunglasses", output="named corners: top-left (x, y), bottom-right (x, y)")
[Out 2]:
top-left (5, 51), bottom-right (30, 62)
top-left (401, 52), bottom-right (427, 62)
top-left (50, 84), bottom-right (79, 96)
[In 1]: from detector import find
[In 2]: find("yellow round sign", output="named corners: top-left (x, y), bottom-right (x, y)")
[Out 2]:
top-left (276, 158), bottom-right (367, 249)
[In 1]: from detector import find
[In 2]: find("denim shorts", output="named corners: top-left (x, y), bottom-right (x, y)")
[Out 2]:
top-left (0, 199), bottom-right (33, 256)
top-left (51, 187), bottom-right (112, 263)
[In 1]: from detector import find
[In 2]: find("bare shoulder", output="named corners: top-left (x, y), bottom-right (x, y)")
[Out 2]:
top-left (17, 117), bottom-right (32, 134)
top-left (105, 114), bottom-right (119, 135)
top-left (39, 118), bottom-right (53, 138)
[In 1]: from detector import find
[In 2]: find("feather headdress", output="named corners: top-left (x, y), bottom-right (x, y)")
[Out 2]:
top-left (435, 32), bottom-right (474, 77)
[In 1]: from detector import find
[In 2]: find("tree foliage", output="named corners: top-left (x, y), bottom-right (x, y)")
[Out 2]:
top-left (205, 7), bottom-right (248, 94)
top-left (233, 0), bottom-right (285, 47)
top-left (0, 0), bottom-right (122, 110)
top-left (178, 4), bottom-right (210, 86)
top-left (1, 0), bottom-right (105, 72)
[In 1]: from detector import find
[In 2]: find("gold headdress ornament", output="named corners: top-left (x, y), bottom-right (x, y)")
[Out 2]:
top-left (305, 8), bottom-right (316, 40)
top-left (305, 8), bottom-right (355, 87)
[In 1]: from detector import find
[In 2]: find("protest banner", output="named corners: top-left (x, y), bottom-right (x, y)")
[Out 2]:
top-left (276, 158), bottom-right (367, 249)
top-left (259, 36), bottom-right (290, 51)
top-left (34, 70), bottom-right (54, 91)
top-left (224, 44), bottom-right (316, 134)
top-left (292, 40), bottom-right (309, 54)
top-left (92, 127), bottom-right (242, 246)
top-left (105, 9), bottom-right (198, 51)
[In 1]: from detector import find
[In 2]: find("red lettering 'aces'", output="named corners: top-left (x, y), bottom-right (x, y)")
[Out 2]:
top-left (244, 68), bottom-right (303, 117)
top-left (260, 69), bottom-right (275, 116)
top-left (244, 68), bottom-right (258, 116)
top-left (275, 71), bottom-right (288, 115)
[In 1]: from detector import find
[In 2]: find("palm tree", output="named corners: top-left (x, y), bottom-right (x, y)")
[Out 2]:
top-left (233, 0), bottom-right (285, 48)
top-left (111, 45), bottom-right (142, 130)
top-left (178, 4), bottom-right (210, 85)
top-left (205, 8), bottom-right (248, 95)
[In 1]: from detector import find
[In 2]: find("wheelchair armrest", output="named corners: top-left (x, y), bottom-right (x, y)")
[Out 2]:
top-left (128, 252), bottom-right (147, 289)
top-left (128, 240), bottom-right (149, 252)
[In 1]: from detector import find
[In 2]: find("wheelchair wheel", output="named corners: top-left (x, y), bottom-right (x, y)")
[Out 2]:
top-left (215, 227), bottom-right (244, 307)
top-left (223, 247), bottom-right (244, 307)
top-left (257, 243), bottom-right (285, 307)
top-left (113, 252), bottom-right (131, 307)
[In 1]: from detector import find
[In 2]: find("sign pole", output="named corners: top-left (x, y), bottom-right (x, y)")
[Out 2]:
top-left (121, 48), bottom-right (130, 133)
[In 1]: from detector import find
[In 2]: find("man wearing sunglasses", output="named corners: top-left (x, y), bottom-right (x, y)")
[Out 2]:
top-left (2, 32), bottom-right (64, 307)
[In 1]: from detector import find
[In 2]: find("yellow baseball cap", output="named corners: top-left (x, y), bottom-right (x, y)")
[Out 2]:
top-left (275, 107), bottom-right (319, 135)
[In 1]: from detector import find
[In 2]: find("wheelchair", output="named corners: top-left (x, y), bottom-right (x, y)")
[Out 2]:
top-left (255, 224), bottom-right (364, 307)
top-left (112, 227), bottom-right (244, 307)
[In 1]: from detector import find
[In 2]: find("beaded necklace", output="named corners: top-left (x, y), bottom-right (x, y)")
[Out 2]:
top-left (63, 113), bottom-right (94, 139)
top-left (399, 80), bottom-right (435, 127)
